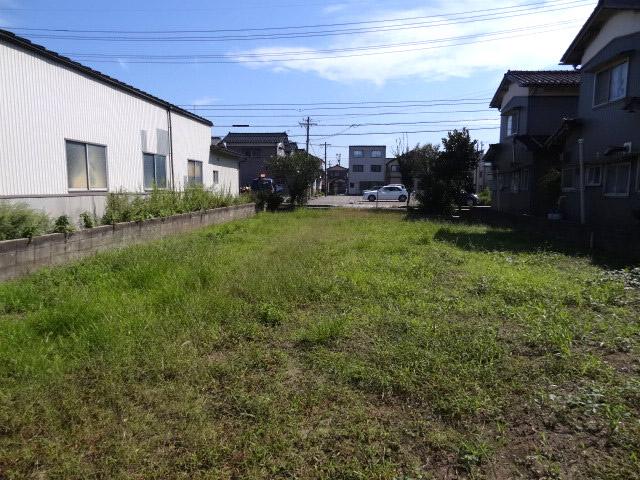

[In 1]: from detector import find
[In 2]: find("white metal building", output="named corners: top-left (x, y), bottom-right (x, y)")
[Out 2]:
top-left (0, 29), bottom-right (237, 220)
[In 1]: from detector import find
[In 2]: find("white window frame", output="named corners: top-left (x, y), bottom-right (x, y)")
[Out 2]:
top-left (187, 159), bottom-right (204, 185)
top-left (593, 59), bottom-right (629, 107)
top-left (585, 165), bottom-right (602, 187)
top-left (603, 162), bottom-right (631, 197)
top-left (143, 152), bottom-right (167, 190)
top-left (505, 112), bottom-right (519, 137)
top-left (212, 170), bottom-right (219, 185)
top-left (65, 139), bottom-right (109, 192)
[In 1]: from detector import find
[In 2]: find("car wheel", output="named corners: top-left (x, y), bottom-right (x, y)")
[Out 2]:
top-left (398, 195), bottom-right (407, 202)
top-left (368, 195), bottom-right (376, 202)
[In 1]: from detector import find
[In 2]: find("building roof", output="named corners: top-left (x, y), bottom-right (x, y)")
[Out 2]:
top-left (223, 132), bottom-right (292, 146)
top-left (561, 0), bottom-right (640, 66)
top-left (210, 138), bottom-right (242, 159)
top-left (490, 70), bottom-right (581, 108)
top-left (0, 29), bottom-right (213, 127)
top-left (327, 164), bottom-right (348, 171)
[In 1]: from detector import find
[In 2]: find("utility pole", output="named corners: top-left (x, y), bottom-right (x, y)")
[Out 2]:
top-left (299, 117), bottom-right (317, 158)
top-left (323, 142), bottom-right (331, 196)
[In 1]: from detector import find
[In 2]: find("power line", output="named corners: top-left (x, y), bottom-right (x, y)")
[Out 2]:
top-left (213, 118), bottom-right (499, 128)
top-left (200, 109), bottom-right (493, 119)
top-left (184, 101), bottom-right (492, 112)
top-left (287, 126), bottom-right (499, 138)
top-left (14, 1), bottom-right (591, 43)
top-left (7, 0), bottom-right (589, 34)
top-left (55, 24), bottom-right (581, 64)
top-left (180, 97), bottom-right (492, 107)
top-left (63, 18), bottom-right (576, 62)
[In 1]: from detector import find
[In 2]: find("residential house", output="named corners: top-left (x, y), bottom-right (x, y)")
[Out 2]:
top-left (553, 0), bottom-right (640, 227)
top-left (487, 70), bottom-right (581, 215)
top-left (327, 164), bottom-right (349, 194)
top-left (385, 158), bottom-right (402, 185)
top-left (348, 145), bottom-right (387, 194)
top-left (0, 29), bottom-right (217, 220)
top-left (223, 132), bottom-right (297, 189)
top-left (473, 159), bottom-right (495, 193)
top-left (210, 138), bottom-right (241, 194)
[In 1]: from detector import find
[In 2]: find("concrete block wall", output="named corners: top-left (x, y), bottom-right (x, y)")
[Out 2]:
top-left (467, 207), bottom-right (640, 262)
top-left (0, 203), bottom-right (256, 282)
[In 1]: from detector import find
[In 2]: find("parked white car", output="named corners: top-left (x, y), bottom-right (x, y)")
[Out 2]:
top-left (362, 185), bottom-right (409, 202)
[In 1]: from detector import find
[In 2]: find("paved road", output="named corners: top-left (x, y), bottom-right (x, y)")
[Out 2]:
top-left (307, 195), bottom-right (416, 209)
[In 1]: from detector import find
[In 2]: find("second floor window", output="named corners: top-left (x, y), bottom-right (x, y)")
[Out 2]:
top-left (604, 162), bottom-right (630, 196)
top-left (187, 160), bottom-right (203, 185)
top-left (391, 165), bottom-right (401, 172)
top-left (370, 165), bottom-right (382, 172)
top-left (371, 150), bottom-right (382, 158)
top-left (594, 60), bottom-right (628, 105)
top-left (66, 140), bottom-right (107, 191)
top-left (352, 150), bottom-right (364, 158)
top-left (352, 164), bottom-right (364, 172)
top-left (505, 113), bottom-right (519, 137)
top-left (143, 153), bottom-right (167, 190)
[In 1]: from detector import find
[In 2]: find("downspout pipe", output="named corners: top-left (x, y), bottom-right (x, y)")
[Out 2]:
top-left (167, 108), bottom-right (175, 190)
top-left (578, 138), bottom-right (585, 225)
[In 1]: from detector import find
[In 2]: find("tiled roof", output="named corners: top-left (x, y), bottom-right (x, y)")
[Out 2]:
top-left (0, 29), bottom-right (212, 126)
top-left (505, 70), bottom-right (581, 87)
top-left (223, 132), bottom-right (291, 145)
top-left (490, 70), bottom-right (581, 108)
top-left (561, 0), bottom-right (640, 66)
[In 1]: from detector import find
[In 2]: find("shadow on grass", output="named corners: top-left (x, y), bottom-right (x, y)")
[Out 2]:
top-left (432, 226), bottom-right (635, 270)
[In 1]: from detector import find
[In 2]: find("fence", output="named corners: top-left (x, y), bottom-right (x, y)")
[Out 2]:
top-left (0, 203), bottom-right (256, 282)
top-left (466, 207), bottom-right (640, 263)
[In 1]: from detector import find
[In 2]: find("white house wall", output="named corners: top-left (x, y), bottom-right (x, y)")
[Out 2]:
top-left (582, 10), bottom-right (640, 65)
top-left (208, 155), bottom-right (240, 195)
top-left (0, 39), bottom-right (214, 218)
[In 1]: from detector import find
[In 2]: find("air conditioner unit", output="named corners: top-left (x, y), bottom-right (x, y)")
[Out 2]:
top-left (624, 142), bottom-right (632, 154)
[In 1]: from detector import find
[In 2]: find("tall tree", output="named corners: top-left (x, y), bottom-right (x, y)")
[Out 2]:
top-left (395, 143), bottom-right (440, 207)
top-left (266, 151), bottom-right (322, 206)
top-left (416, 128), bottom-right (480, 214)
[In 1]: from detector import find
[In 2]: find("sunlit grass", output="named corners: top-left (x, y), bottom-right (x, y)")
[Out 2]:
top-left (0, 209), bottom-right (638, 479)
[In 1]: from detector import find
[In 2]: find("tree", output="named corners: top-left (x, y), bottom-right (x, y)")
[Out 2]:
top-left (266, 151), bottom-right (322, 206)
top-left (394, 143), bottom-right (440, 207)
top-left (416, 128), bottom-right (480, 214)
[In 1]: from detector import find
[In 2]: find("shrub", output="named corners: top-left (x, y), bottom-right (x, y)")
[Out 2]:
top-left (102, 187), bottom-right (250, 225)
top-left (102, 191), bottom-right (133, 225)
top-left (0, 202), bottom-right (50, 240)
top-left (478, 188), bottom-right (491, 206)
top-left (53, 215), bottom-right (75, 234)
top-left (79, 211), bottom-right (97, 229)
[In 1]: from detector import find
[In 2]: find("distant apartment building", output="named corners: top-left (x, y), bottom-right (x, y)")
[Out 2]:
top-left (348, 146), bottom-right (387, 194)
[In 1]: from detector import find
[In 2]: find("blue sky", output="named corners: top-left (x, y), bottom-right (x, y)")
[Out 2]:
top-left (0, 0), bottom-right (597, 166)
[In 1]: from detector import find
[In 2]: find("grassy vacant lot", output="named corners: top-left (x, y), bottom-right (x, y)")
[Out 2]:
top-left (0, 209), bottom-right (638, 479)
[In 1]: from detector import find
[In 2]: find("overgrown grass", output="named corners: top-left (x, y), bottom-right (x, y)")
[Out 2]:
top-left (0, 210), bottom-right (638, 479)
top-left (0, 202), bottom-right (50, 240)
top-left (102, 185), bottom-right (252, 224)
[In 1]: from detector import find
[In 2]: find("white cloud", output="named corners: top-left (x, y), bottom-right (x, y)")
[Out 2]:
top-left (323, 4), bottom-right (348, 14)
top-left (190, 95), bottom-right (219, 106)
top-left (233, 0), bottom-right (596, 85)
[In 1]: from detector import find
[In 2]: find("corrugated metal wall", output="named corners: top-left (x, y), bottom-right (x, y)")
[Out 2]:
top-left (0, 39), bottom-right (213, 197)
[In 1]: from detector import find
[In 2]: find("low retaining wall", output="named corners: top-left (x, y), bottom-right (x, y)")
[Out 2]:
top-left (0, 203), bottom-right (256, 282)
top-left (466, 207), bottom-right (640, 263)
